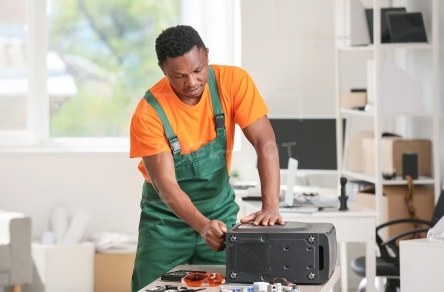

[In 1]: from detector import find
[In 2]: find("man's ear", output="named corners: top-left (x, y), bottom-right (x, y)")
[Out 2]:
top-left (158, 63), bottom-right (166, 76)
top-left (204, 48), bottom-right (210, 64)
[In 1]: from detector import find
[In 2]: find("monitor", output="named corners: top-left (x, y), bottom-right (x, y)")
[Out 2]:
top-left (268, 116), bottom-right (346, 173)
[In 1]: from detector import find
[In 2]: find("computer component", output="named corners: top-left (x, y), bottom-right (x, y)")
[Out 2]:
top-left (241, 196), bottom-right (262, 201)
top-left (225, 222), bottom-right (337, 284)
top-left (161, 270), bottom-right (206, 282)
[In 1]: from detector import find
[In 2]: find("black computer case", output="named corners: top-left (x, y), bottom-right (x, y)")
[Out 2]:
top-left (225, 221), bottom-right (337, 284)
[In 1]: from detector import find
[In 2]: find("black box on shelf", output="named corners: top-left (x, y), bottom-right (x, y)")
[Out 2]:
top-left (387, 12), bottom-right (428, 43)
top-left (365, 7), bottom-right (406, 43)
top-left (402, 153), bottom-right (419, 179)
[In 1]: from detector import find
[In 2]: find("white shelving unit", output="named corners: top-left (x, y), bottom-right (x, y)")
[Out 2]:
top-left (334, 0), bottom-right (441, 227)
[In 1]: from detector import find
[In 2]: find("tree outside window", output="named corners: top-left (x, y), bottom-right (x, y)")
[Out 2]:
top-left (48, 0), bottom-right (181, 137)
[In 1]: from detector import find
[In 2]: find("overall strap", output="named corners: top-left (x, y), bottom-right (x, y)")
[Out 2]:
top-left (207, 66), bottom-right (225, 136)
top-left (143, 91), bottom-right (181, 155)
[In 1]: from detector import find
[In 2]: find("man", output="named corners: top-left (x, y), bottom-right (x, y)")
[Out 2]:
top-left (130, 25), bottom-right (283, 291)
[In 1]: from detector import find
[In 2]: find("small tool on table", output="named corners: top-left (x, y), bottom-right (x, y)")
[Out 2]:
top-left (338, 176), bottom-right (349, 211)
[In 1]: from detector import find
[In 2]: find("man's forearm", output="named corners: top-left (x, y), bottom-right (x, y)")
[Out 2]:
top-left (256, 141), bottom-right (281, 209)
top-left (157, 183), bottom-right (210, 234)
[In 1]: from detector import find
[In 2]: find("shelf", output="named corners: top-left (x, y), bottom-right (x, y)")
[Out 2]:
top-left (337, 43), bottom-right (433, 52)
top-left (335, 0), bottom-right (440, 228)
top-left (340, 108), bottom-right (433, 118)
top-left (381, 112), bottom-right (434, 118)
top-left (340, 108), bottom-right (374, 117)
top-left (341, 170), bottom-right (435, 185)
top-left (383, 176), bottom-right (435, 185)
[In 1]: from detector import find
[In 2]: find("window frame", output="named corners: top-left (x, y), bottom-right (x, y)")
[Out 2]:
top-left (0, 0), bottom-right (49, 148)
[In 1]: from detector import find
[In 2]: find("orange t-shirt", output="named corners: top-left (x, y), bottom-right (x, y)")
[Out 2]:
top-left (130, 64), bottom-right (268, 182)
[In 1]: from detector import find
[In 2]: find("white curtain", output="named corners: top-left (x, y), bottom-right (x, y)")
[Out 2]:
top-left (180, 0), bottom-right (241, 66)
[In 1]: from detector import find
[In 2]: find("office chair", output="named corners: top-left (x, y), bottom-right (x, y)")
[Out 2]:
top-left (350, 188), bottom-right (444, 292)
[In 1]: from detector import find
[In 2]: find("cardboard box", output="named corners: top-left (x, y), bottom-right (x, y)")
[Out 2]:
top-left (355, 185), bottom-right (435, 239)
top-left (95, 252), bottom-right (136, 292)
top-left (340, 91), bottom-right (367, 109)
top-left (346, 131), bottom-right (374, 172)
top-left (362, 137), bottom-right (432, 176)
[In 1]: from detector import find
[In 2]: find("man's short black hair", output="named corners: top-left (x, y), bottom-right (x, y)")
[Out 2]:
top-left (155, 25), bottom-right (207, 65)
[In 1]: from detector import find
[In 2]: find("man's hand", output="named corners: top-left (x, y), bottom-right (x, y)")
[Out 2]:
top-left (200, 220), bottom-right (227, 251)
top-left (240, 208), bottom-right (285, 226)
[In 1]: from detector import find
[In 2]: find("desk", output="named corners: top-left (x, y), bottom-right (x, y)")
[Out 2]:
top-left (234, 186), bottom-right (339, 220)
top-left (140, 264), bottom-right (340, 292)
top-left (242, 201), bottom-right (377, 292)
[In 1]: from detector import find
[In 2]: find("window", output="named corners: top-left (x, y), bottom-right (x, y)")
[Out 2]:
top-left (0, 0), bottom-right (240, 148)
top-left (0, 0), bottom-right (28, 132)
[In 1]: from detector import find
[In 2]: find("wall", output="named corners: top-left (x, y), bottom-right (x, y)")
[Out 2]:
top-left (240, 0), bottom-right (335, 115)
top-left (0, 151), bottom-right (143, 240)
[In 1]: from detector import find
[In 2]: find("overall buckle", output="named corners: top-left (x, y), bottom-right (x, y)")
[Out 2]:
top-left (169, 137), bottom-right (181, 153)
top-left (215, 114), bottom-right (225, 129)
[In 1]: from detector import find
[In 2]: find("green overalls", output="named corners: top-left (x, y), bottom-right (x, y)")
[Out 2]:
top-left (131, 66), bottom-right (239, 291)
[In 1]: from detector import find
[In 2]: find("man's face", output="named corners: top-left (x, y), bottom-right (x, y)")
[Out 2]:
top-left (160, 46), bottom-right (209, 106)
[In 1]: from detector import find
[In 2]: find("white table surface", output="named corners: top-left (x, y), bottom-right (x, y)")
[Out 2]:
top-left (241, 201), bottom-right (377, 292)
top-left (140, 264), bottom-right (340, 292)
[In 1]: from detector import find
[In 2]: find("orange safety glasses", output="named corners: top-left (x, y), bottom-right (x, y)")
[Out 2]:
top-left (181, 272), bottom-right (225, 287)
